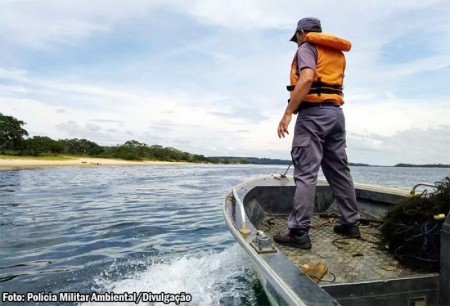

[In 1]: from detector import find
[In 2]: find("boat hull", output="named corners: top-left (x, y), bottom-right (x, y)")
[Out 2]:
top-left (223, 174), bottom-right (446, 306)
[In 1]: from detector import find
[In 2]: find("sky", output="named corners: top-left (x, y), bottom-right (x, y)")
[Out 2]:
top-left (0, 0), bottom-right (449, 165)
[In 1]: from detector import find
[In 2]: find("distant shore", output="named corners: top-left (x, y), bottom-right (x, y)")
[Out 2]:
top-left (1, 156), bottom-right (449, 170)
top-left (0, 157), bottom-right (191, 170)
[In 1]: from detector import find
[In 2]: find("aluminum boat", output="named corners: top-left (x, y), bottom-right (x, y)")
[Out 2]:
top-left (223, 174), bottom-right (449, 306)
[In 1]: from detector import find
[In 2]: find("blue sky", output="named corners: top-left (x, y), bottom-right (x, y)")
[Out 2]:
top-left (0, 0), bottom-right (449, 165)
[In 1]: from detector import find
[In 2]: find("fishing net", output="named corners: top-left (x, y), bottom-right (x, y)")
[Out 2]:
top-left (381, 177), bottom-right (450, 272)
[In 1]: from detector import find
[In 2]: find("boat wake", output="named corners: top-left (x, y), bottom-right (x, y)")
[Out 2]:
top-left (81, 244), bottom-right (263, 306)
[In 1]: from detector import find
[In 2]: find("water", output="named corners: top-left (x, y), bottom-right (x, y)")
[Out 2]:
top-left (1, 165), bottom-right (449, 305)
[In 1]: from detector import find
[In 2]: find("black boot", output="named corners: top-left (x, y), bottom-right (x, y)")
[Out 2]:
top-left (333, 223), bottom-right (361, 238)
top-left (273, 229), bottom-right (311, 249)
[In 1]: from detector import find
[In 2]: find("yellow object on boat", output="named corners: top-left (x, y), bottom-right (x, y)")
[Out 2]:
top-left (434, 214), bottom-right (446, 221)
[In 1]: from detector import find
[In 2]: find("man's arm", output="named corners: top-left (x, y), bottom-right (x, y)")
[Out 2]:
top-left (277, 68), bottom-right (314, 138)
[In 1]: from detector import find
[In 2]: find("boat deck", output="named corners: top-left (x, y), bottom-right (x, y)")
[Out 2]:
top-left (257, 214), bottom-right (425, 284)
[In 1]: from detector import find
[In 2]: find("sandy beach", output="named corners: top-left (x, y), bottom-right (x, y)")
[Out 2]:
top-left (0, 157), bottom-right (191, 169)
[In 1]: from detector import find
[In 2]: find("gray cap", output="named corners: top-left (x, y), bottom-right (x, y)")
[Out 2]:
top-left (290, 17), bottom-right (322, 42)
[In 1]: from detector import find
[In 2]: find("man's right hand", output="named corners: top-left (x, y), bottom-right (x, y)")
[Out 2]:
top-left (277, 112), bottom-right (292, 138)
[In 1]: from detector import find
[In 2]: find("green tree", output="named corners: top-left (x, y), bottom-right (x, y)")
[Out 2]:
top-left (106, 140), bottom-right (147, 161)
top-left (25, 136), bottom-right (64, 156)
top-left (0, 113), bottom-right (29, 151)
top-left (60, 138), bottom-right (103, 155)
top-left (123, 140), bottom-right (146, 148)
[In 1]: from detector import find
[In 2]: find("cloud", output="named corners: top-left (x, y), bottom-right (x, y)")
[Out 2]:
top-left (0, 0), bottom-right (168, 49)
top-left (0, 0), bottom-right (449, 165)
top-left (345, 96), bottom-right (450, 136)
top-left (209, 107), bottom-right (269, 123)
top-left (0, 71), bottom-right (277, 156)
top-left (347, 125), bottom-right (450, 165)
top-left (90, 119), bottom-right (124, 124)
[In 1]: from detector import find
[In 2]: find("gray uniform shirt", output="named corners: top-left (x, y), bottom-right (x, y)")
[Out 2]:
top-left (297, 42), bottom-right (317, 72)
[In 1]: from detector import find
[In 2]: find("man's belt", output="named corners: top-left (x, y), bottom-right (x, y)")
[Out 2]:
top-left (299, 102), bottom-right (340, 110)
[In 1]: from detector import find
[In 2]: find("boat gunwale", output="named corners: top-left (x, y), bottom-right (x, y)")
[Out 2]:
top-left (223, 189), bottom-right (311, 306)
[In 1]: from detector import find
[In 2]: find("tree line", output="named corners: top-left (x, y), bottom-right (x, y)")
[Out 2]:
top-left (394, 163), bottom-right (450, 168)
top-left (0, 113), bottom-right (214, 163)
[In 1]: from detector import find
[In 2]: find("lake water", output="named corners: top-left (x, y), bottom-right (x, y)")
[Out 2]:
top-left (1, 165), bottom-right (449, 305)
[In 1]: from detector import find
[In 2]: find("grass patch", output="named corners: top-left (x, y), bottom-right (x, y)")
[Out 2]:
top-left (0, 155), bottom-right (77, 161)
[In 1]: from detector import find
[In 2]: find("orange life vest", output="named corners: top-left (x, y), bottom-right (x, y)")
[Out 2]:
top-left (288, 33), bottom-right (352, 105)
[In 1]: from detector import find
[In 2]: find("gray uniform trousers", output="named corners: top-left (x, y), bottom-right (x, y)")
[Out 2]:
top-left (287, 104), bottom-right (360, 231)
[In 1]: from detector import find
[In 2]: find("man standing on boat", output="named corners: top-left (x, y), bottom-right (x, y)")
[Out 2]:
top-left (274, 17), bottom-right (361, 249)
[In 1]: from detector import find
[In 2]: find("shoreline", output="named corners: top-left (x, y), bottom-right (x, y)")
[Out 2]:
top-left (0, 157), bottom-right (192, 170)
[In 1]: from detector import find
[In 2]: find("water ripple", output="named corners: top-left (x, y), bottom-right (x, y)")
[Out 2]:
top-left (1, 164), bottom-right (448, 304)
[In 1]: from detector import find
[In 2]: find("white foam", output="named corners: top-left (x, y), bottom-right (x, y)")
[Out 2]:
top-left (81, 244), bottom-right (258, 306)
